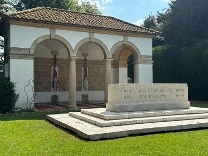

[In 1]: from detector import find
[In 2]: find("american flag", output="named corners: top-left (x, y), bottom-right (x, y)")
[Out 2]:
top-left (83, 57), bottom-right (88, 91)
top-left (52, 55), bottom-right (58, 91)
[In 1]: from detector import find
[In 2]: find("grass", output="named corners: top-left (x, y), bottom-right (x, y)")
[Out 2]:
top-left (0, 103), bottom-right (208, 156)
top-left (190, 103), bottom-right (208, 108)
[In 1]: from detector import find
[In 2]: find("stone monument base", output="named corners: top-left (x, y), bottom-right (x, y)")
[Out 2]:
top-left (51, 95), bottom-right (59, 105)
top-left (47, 107), bottom-right (208, 140)
top-left (106, 102), bottom-right (190, 112)
top-left (82, 94), bottom-right (89, 103)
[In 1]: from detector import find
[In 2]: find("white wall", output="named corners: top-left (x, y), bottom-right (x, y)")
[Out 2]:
top-left (34, 44), bottom-right (68, 58)
top-left (77, 43), bottom-right (104, 60)
top-left (10, 25), bottom-right (50, 48)
top-left (10, 59), bottom-right (34, 109)
top-left (56, 30), bottom-right (89, 50)
top-left (34, 45), bottom-right (53, 58)
top-left (34, 91), bottom-right (104, 103)
top-left (94, 33), bottom-right (123, 51)
top-left (35, 92), bottom-right (68, 103)
top-left (77, 91), bottom-right (104, 102)
top-left (128, 37), bottom-right (152, 56)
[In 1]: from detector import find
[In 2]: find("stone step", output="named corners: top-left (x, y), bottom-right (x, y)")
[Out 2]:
top-left (47, 113), bottom-right (208, 140)
top-left (81, 107), bottom-right (208, 120)
top-left (69, 111), bottom-right (208, 127)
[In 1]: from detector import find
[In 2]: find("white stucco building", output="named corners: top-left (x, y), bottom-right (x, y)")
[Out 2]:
top-left (0, 7), bottom-right (157, 109)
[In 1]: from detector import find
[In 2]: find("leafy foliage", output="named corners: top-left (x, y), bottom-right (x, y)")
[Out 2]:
top-left (0, 0), bottom-right (12, 70)
top-left (0, 0), bottom-right (12, 14)
top-left (0, 75), bottom-right (19, 114)
top-left (0, 52), bottom-right (3, 72)
top-left (153, 0), bottom-right (208, 101)
top-left (143, 14), bottom-right (165, 47)
top-left (143, 14), bottom-right (158, 30)
top-left (14, 0), bottom-right (101, 14)
top-left (153, 44), bottom-right (181, 83)
top-left (78, 1), bottom-right (101, 14)
top-left (180, 40), bottom-right (208, 100)
top-left (127, 54), bottom-right (134, 83)
top-left (157, 0), bottom-right (208, 48)
top-left (15, 0), bottom-right (72, 10)
top-left (153, 40), bottom-right (208, 101)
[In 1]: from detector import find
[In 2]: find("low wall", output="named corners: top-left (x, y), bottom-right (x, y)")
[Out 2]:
top-left (106, 83), bottom-right (190, 112)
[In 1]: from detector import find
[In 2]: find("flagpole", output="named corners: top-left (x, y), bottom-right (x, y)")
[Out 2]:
top-left (51, 51), bottom-right (59, 105)
top-left (83, 57), bottom-right (88, 93)
top-left (82, 53), bottom-right (89, 103)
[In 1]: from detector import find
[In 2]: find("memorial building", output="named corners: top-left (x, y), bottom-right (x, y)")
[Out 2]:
top-left (0, 7), bottom-right (157, 109)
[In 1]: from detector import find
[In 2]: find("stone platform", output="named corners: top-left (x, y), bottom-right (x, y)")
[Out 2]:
top-left (47, 107), bottom-right (208, 140)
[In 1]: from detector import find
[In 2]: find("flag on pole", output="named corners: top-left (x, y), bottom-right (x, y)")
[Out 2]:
top-left (52, 55), bottom-right (58, 91)
top-left (83, 57), bottom-right (88, 91)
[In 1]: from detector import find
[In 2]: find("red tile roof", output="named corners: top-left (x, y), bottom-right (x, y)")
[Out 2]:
top-left (1, 7), bottom-right (158, 35)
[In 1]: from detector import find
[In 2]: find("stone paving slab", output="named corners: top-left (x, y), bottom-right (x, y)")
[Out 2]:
top-left (47, 113), bottom-right (208, 140)
top-left (80, 107), bottom-right (208, 120)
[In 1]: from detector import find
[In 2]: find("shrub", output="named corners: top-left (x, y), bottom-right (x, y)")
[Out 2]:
top-left (153, 45), bottom-right (181, 83)
top-left (181, 39), bottom-right (208, 100)
top-left (0, 75), bottom-right (19, 114)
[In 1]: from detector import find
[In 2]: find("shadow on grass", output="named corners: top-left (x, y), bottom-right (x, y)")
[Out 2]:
top-left (0, 110), bottom-right (78, 121)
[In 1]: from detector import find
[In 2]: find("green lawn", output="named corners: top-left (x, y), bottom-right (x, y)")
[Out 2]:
top-left (1, 104), bottom-right (208, 156)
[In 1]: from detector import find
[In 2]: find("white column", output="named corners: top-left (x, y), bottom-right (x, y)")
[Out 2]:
top-left (69, 57), bottom-right (77, 108)
top-left (134, 61), bottom-right (139, 83)
top-left (9, 56), bottom-right (34, 109)
top-left (119, 67), bottom-right (128, 83)
top-left (105, 59), bottom-right (112, 104)
top-left (135, 60), bottom-right (153, 83)
top-left (4, 63), bottom-right (9, 78)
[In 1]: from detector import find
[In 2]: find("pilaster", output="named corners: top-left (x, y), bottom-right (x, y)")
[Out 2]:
top-left (105, 59), bottom-right (112, 104)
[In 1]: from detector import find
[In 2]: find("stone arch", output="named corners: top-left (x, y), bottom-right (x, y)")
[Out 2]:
top-left (29, 35), bottom-right (73, 56)
top-left (110, 41), bottom-right (141, 61)
top-left (74, 37), bottom-right (110, 59)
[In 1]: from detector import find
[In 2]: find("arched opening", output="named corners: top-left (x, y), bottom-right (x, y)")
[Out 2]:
top-left (33, 38), bottom-right (70, 103)
top-left (127, 54), bottom-right (134, 83)
top-left (112, 43), bottom-right (139, 84)
top-left (76, 41), bottom-right (106, 103)
top-left (118, 47), bottom-right (136, 83)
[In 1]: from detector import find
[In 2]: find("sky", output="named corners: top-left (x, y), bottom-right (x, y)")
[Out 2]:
top-left (81, 0), bottom-right (171, 26)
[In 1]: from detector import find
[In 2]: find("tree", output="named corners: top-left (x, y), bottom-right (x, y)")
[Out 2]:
top-left (143, 14), bottom-right (165, 47)
top-left (143, 14), bottom-right (158, 30)
top-left (180, 40), bottom-right (208, 100)
top-left (157, 0), bottom-right (208, 48)
top-left (14, 0), bottom-right (101, 14)
top-left (153, 45), bottom-right (181, 83)
top-left (0, 74), bottom-right (19, 113)
top-left (79, 1), bottom-right (101, 14)
top-left (127, 54), bottom-right (134, 83)
top-left (0, 0), bottom-right (12, 72)
top-left (0, 0), bottom-right (10, 13)
top-left (14, 0), bottom-right (72, 11)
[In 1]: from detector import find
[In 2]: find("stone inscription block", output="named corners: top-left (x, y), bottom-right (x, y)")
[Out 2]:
top-left (106, 83), bottom-right (190, 112)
